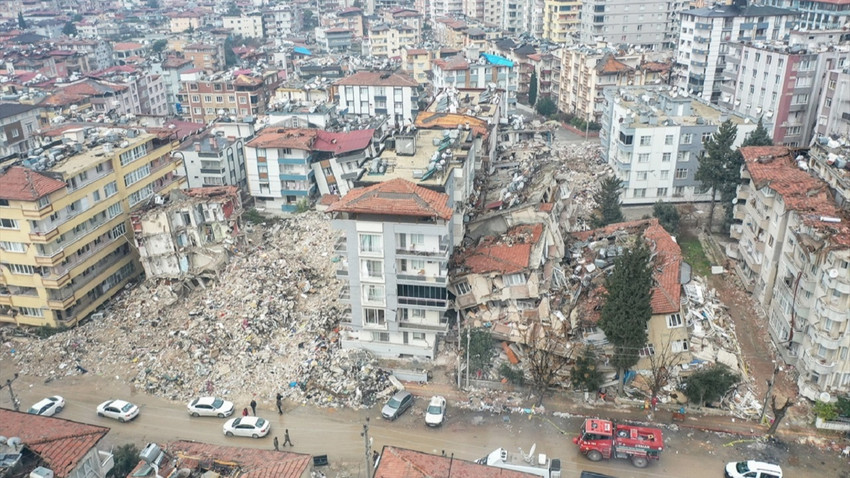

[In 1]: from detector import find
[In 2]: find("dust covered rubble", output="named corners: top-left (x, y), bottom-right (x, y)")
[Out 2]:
top-left (9, 212), bottom-right (396, 409)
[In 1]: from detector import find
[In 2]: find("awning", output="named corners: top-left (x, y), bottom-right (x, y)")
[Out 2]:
top-left (293, 46), bottom-right (312, 56)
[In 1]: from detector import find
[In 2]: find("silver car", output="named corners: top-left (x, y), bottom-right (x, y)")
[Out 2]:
top-left (381, 390), bottom-right (413, 420)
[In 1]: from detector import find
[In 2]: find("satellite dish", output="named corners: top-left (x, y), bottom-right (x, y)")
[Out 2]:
top-left (731, 198), bottom-right (738, 204)
top-left (820, 391), bottom-right (831, 402)
top-left (829, 269), bottom-right (839, 279)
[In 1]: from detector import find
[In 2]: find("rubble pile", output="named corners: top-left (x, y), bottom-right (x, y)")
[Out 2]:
top-left (10, 212), bottom-right (396, 408)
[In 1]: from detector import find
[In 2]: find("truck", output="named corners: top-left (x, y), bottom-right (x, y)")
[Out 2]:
top-left (572, 418), bottom-right (664, 468)
top-left (476, 444), bottom-right (562, 478)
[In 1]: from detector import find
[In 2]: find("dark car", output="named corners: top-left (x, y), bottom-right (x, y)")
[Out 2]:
top-left (580, 472), bottom-right (617, 478)
top-left (381, 391), bottom-right (413, 420)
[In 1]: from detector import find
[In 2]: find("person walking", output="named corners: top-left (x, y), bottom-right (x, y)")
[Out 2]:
top-left (276, 393), bottom-right (283, 415)
top-left (651, 395), bottom-right (659, 411)
top-left (282, 429), bottom-right (293, 446)
top-left (250, 399), bottom-right (257, 416)
top-left (242, 407), bottom-right (248, 417)
top-left (273, 436), bottom-right (279, 451)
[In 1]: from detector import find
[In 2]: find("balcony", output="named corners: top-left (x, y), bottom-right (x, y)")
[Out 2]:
top-left (336, 263), bottom-right (349, 278)
top-left (815, 297), bottom-right (848, 323)
top-left (801, 349), bottom-right (836, 375)
top-left (333, 236), bottom-right (347, 255)
top-left (822, 274), bottom-right (850, 295)
top-left (47, 287), bottom-right (76, 309)
top-left (396, 242), bottom-right (450, 260)
top-left (730, 224), bottom-right (743, 240)
top-left (34, 249), bottom-right (66, 267)
top-left (807, 324), bottom-right (843, 350)
top-left (40, 270), bottom-right (71, 288)
top-left (397, 295), bottom-right (448, 309)
top-left (29, 227), bottom-right (60, 243)
top-left (338, 286), bottom-right (350, 303)
top-left (21, 203), bottom-right (55, 220)
top-left (397, 273), bottom-right (447, 284)
top-left (399, 320), bottom-right (448, 332)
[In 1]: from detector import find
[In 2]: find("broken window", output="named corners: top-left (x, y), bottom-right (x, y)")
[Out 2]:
top-left (672, 339), bottom-right (689, 353)
top-left (638, 344), bottom-right (655, 357)
top-left (503, 273), bottom-right (526, 286)
top-left (455, 280), bottom-right (471, 295)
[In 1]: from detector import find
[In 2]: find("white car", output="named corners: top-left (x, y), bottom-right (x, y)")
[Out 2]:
top-left (96, 399), bottom-right (140, 422)
top-left (223, 416), bottom-right (270, 438)
top-left (425, 395), bottom-right (447, 427)
top-left (27, 396), bottom-right (65, 417)
top-left (187, 397), bottom-right (234, 418)
top-left (724, 461), bottom-right (783, 478)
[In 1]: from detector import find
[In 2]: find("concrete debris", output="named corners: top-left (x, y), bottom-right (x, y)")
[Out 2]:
top-left (9, 212), bottom-right (399, 409)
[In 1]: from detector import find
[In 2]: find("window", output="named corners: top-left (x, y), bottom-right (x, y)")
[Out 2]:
top-left (104, 181), bottom-right (118, 198)
top-left (0, 241), bottom-right (26, 252)
top-left (371, 331), bottom-right (390, 342)
top-left (359, 234), bottom-right (383, 255)
top-left (92, 190), bottom-right (101, 202)
top-left (665, 135), bottom-right (674, 145)
top-left (361, 259), bottom-right (383, 280)
top-left (667, 313), bottom-right (683, 327)
top-left (638, 153), bottom-right (650, 163)
top-left (19, 307), bottom-right (44, 317)
top-left (637, 171), bottom-right (648, 181)
top-left (412, 332), bottom-right (426, 341)
top-left (639, 344), bottom-right (655, 357)
top-left (37, 196), bottom-right (50, 208)
top-left (681, 133), bottom-right (692, 144)
top-left (363, 308), bottom-right (386, 326)
top-left (660, 170), bottom-right (669, 180)
top-left (672, 339), bottom-right (689, 353)
top-left (503, 273), bottom-right (526, 286)
top-left (409, 233), bottom-right (425, 247)
top-left (678, 151), bottom-right (690, 162)
top-left (657, 187), bottom-right (668, 197)
top-left (640, 135), bottom-right (651, 146)
top-left (455, 280), bottom-right (472, 295)
top-left (119, 144), bottom-right (148, 166)
top-left (0, 218), bottom-right (19, 229)
top-left (128, 184), bottom-right (154, 206)
top-left (278, 148), bottom-right (293, 155)
top-left (107, 202), bottom-right (123, 219)
top-left (124, 164), bottom-right (151, 187)
top-left (675, 168), bottom-right (688, 179)
top-left (10, 263), bottom-right (36, 275)
top-left (0, 199), bottom-right (7, 207)
top-left (363, 284), bottom-right (385, 304)
top-left (702, 132), bottom-right (712, 143)
top-left (633, 188), bottom-right (646, 198)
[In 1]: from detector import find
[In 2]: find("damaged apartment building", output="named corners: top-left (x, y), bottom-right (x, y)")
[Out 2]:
top-left (130, 187), bottom-right (243, 285)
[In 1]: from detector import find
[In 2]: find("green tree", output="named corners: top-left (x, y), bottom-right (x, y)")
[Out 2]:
top-left (535, 97), bottom-right (557, 117)
top-left (695, 119), bottom-right (739, 232)
top-left (528, 70), bottom-right (538, 106)
top-left (598, 240), bottom-right (654, 394)
top-left (302, 10), bottom-right (318, 30)
top-left (107, 443), bottom-right (140, 478)
top-left (17, 12), bottom-right (27, 29)
top-left (720, 117), bottom-right (773, 231)
top-left (146, 0), bottom-right (159, 7)
top-left (152, 39), bottom-right (168, 53)
top-left (590, 177), bottom-right (625, 228)
top-left (837, 394), bottom-right (850, 417)
top-left (570, 346), bottom-right (604, 392)
top-left (226, 2), bottom-right (241, 15)
top-left (224, 35), bottom-right (238, 66)
top-left (62, 21), bottom-right (77, 36)
top-left (682, 364), bottom-right (740, 408)
top-left (652, 201), bottom-right (680, 235)
top-left (813, 400), bottom-right (839, 421)
top-left (742, 117), bottom-right (773, 147)
top-left (461, 327), bottom-right (494, 377)
top-left (72, 14), bottom-right (83, 22)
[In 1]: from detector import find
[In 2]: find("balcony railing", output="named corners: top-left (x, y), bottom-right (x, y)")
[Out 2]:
top-left (806, 324), bottom-right (843, 350)
top-left (802, 349), bottom-right (836, 375)
top-left (399, 320), bottom-right (448, 331)
top-left (397, 273), bottom-right (447, 284)
top-left (397, 296), bottom-right (448, 309)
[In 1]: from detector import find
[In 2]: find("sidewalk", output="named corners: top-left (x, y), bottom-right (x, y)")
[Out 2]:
top-left (402, 380), bottom-right (814, 440)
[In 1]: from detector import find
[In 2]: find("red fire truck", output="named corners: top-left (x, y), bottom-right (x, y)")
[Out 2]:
top-left (572, 418), bottom-right (664, 468)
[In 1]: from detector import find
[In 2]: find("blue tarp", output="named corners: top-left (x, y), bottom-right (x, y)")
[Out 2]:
top-left (480, 53), bottom-right (514, 67)
top-left (294, 46), bottom-right (312, 56)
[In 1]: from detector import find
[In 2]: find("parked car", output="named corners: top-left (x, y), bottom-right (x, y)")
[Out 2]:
top-left (725, 461), bottom-right (783, 478)
top-left (381, 390), bottom-right (413, 420)
top-left (187, 397), bottom-right (234, 418)
top-left (223, 416), bottom-right (271, 438)
top-left (425, 396), bottom-right (446, 427)
top-left (27, 396), bottom-right (65, 417)
top-left (96, 399), bottom-right (140, 422)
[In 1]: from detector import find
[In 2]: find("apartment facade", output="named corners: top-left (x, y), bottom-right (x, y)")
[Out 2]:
top-left (431, 54), bottom-right (518, 115)
top-left (0, 128), bottom-right (184, 327)
top-left (333, 71), bottom-right (420, 128)
top-left (762, 0), bottom-right (850, 30)
top-left (329, 179), bottom-right (453, 359)
top-left (0, 104), bottom-right (42, 159)
top-left (222, 14), bottom-right (265, 39)
top-left (814, 67), bottom-right (850, 138)
top-left (676, 4), bottom-right (798, 103)
top-left (177, 70), bottom-right (282, 123)
top-left (719, 42), bottom-right (850, 147)
top-left (600, 86), bottom-right (756, 205)
top-left (177, 131), bottom-right (247, 190)
top-left (731, 145), bottom-right (850, 400)
top-left (543, 0), bottom-right (580, 43)
top-left (579, 0), bottom-right (685, 51)
top-left (402, 48), bottom-right (432, 84)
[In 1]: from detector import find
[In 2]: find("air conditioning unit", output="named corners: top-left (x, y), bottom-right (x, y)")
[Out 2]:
top-left (30, 467), bottom-right (54, 478)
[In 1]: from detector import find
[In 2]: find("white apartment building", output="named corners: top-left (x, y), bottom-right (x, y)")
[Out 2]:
top-left (177, 131), bottom-right (247, 190)
top-left (431, 53), bottom-right (517, 119)
top-left (579, 0), bottom-right (685, 50)
top-left (600, 86), bottom-right (756, 205)
top-left (815, 68), bottom-right (850, 139)
top-left (732, 144), bottom-right (850, 400)
top-left (676, 3), bottom-right (798, 103)
top-left (333, 71), bottom-right (420, 128)
top-left (222, 14), bottom-right (265, 39)
top-left (429, 0), bottom-right (464, 22)
top-left (762, 0), bottom-right (850, 30)
top-left (719, 42), bottom-right (850, 147)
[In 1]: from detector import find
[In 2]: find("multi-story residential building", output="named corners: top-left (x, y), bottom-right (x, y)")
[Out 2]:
top-left (88, 65), bottom-right (169, 117)
top-left (762, 0), bottom-right (850, 30)
top-left (814, 67), bottom-right (850, 138)
top-left (430, 0), bottom-right (464, 22)
top-left (262, 3), bottom-right (302, 42)
top-left (368, 24), bottom-right (419, 58)
top-left (431, 53), bottom-right (518, 118)
top-left (579, 0), bottom-right (685, 51)
top-left (676, 3), bottom-right (798, 103)
top-left (177, 70), bottom-right (282, 123)
top-left (464, 0), bottom-right (486, 19)
top-left (331, 7), bottom-right (365, 38)
top-left (527, 50), bottom-right (562, 102)
top-left (131, 186), bottom-right (243, 279)
top-left (731, 145), bottom-right (850, 400)
top-left (0, 127), bottom-right (184, 327)
top-left (55, 39), bottom-right (113, 71)
top-left (433, 18), bottom-right (468, 50)
top-left (168, 10), bottom-right (209, 33)
top-left (153, 56), bottom-right (195, 117)
top-left (222, 14), bottom-right (265, 39)
top-left (559, 46), bottom-right (672, 124)
top-left (402, 48), bottom-right (431, 84)
top-left (719, 41), bottom-right (849, 147)
top-left (176, 130), bottom-right (247, 190)
top-left (183, 43), bottom-right (225, 73)
top-left (384, 7), bottom-right (423, 38)
top-left (112, 42), bottom-right (147, 65)
top-left (315, 28), bottom-right (355, 53)
top-left (55, 78), bottom-right (140, 117)
top-left (543, 0), bottom-right (580, 43)
top-left (333, 71), bottom-right (420, 128)
top-left (0, 104), bottom-right (42, 159)
top-left (600, 86), bottom-right (756, 205)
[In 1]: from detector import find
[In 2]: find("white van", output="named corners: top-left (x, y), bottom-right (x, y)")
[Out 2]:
top-left (724, 461), bottom-right (783, 478)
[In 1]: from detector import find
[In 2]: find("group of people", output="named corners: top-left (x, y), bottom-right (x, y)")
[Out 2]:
top-left (239, 394), bottom-right (294, 451)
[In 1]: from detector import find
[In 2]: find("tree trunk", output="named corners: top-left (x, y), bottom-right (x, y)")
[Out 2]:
top-left (766, 396), bottom-right (793, 436)
top-left (707, 188), bottom-right (717, 232)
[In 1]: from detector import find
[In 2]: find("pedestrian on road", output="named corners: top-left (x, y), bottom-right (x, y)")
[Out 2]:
top-left (276, 393), bottom-right (283, 415)
top-left (242, 407), bottom-right (248, 417)
top-left (273, 436), bottom-right (279, 451)
top-left (250, 399), bottom-right (257, 415)
top-left (282, 429), bottom-right (293, 446)
top-left (651, 396), bottom-right (659, 411)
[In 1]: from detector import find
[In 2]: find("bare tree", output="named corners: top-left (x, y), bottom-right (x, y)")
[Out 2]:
top-left (524, 319), bottom-right (573, 407)
top-left (766, 395), bottom-right (793, 436)
top-left (645, 333), bottom-right (687, 402)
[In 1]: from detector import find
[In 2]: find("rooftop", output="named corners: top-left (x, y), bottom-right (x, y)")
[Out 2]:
top-left (610, 86), bottom-right (754, 127)
top-left (643, 220), bottom-right (682, 315)
top-left (376, 446), bottom-right (538, 478)
top-left (328, 177), bottom-right (452, 220)
top-left (335, 70), bottom-right (418, 87)
top-left (458, 223), bottom-right (545, 275)
top-left (0, 165), bottom-right (66, 201)
top-left (366, 128), bottom-right (468, 187)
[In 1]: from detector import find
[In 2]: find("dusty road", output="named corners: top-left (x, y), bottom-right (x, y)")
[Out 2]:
top-left (5, 367), bottom-right (847, 478)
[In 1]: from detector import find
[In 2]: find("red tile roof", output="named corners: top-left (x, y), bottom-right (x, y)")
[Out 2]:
top-left (247, 128), bottom-right (316, 149)
top-left (0, 409), bottom-right (109, 478)
top-left (597, 54), bottom-right (633, 75)
top-left (460, 224), bottom-right (544, 275)
top-left (571, 218), bottom-right (654, 242)
top-left (131, 441), bottom-right (311, 478)
top-left (112, 41), bottom-right (144, 51)
top-left (376, 446), bottom-right (538, 478)
top-left (328, 178), bottom-right (452, 219)
top-left (432, 56), bottom-right (469, 71)
top-left (0, 166), bottom-right (66, 201)
top-left (246, 128), bottom-right (373, 154)
top-left (313, 129), bottom-right (375, 154)
top-left (643, 220), bottom-right (682, 314)
top-left (415, 111), bottom-right (489, 137)
top-left (335, 70), bottom-right (419, 87)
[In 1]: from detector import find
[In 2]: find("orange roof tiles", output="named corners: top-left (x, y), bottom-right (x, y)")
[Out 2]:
top-left (376, 446), bottom-right (538, 478)
top-left (432, 56), bottom-right (469, 71)
top-left (247, 128), bottom-right (316, 149)
top-left (328, 178), bottom-right (452, 220)
top-left (571, 218), bottom-right (654, 242)
top-left (112, 41), bottom-right (144, 51)
top-left (643, 221), bottom-right (682, 314)
top-left (0, 166), bottom-right (66, 201)
top-left (0, 409), bottom-right (109, 478)
top-left (132, 441), bottom-right (311, 478)
top-left (415, 111), bottom-right (489, 137)
top-left (460, 224), bottom-right (544, 275)
top-left (335, 70), bottom-right (419, 87)
top-left (597, 54), bottom-right (633, 75)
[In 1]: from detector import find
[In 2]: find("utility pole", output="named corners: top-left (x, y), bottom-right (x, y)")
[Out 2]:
top-left (465, 327), bottom-right (470, 389)
top-left (361, 418), bottom-right (372, 478)
top-left (0, 373), bottom-right (19, 411)
top-left (759, 364), bottom-right (779, 424)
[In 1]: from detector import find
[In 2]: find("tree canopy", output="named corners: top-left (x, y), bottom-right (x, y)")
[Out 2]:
top-left (695, 119), bottom-right (739, 231)
top-left (461, 327), bottom-right (494, 375)
top-left (598, 240), bottom-right (654, 393)
top-left (17, 12), bottom-right (27, 29)
top-left (591, 177), bottom-right (625, 228)
top-left (62, 21), bottom-right (77, 36)
top-left (742, 117), bottom-right (774, 147)
top-left (528, 70), bottom-right (538, 106)
top-left (570, 346), bottom-right (604, 392)
top-left (682, 364), bottom-right (740, 407)
top-left (152, 39), bottom-right (168, 53)
top-left (652, 201), bottom-right (680, 235)
top-left (535, 97), bottom-right (557, 117)
top-left (108, 444), bottom-right (140, 478)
